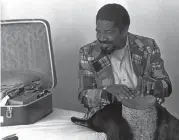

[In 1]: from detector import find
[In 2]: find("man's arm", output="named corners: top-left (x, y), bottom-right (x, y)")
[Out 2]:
top-left (78, 48), bottom-right (112, 108)
top-left (149, 39), bottom-right (172, 98)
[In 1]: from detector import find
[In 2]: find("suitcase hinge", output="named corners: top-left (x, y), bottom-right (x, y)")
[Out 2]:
top-left (6, 107), bottom-right (13, 118)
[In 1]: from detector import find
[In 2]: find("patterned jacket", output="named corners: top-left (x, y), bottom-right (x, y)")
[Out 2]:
top-left (78, 32), bottom-right (172, 119)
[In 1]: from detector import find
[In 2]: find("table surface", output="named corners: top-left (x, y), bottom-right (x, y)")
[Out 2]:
top-left (0, 108), bottom-right (106, 140)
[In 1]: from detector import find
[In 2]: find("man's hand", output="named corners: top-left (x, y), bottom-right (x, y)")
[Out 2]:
top-left (137, 76), bottom-right (163, 98)
top-left (152, 80), bottom-right (164, 98)
top-left (104, 84), bottom-right (135, 100)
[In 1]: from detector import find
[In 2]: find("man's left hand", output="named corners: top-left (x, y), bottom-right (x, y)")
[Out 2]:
top-left (137, 76), bottom-right (163, 98)
top-left (152, 80), bottom-right (164, 98)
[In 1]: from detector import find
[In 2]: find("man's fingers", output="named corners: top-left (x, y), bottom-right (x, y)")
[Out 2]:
top-left (116, 87), bottom-right (129, 100)
top-left (123, 86), bottom-right (134, 99)
top-left (117, 89), bottom-right (127, 99)
top-left (141, 80), bottom-right (146, 97)
top-left (130, 89), bottom-right (139, 97)
top-left (107, 84), bottom-right (135, 100)
top-left (119, 88), bottom-right (130, 99)
top-left (116, 94), bottom-right (124, 101)
top-left (146, 82), bottom-right (152, 94)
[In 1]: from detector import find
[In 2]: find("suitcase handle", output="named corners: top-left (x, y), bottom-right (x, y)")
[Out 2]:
top-left (2, 134), bottom-right (18, 140)
top-left (6, 107), bottom-right (12, 118)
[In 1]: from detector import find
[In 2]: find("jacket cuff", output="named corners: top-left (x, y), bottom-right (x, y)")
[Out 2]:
top-left (101, 86), bottom-right (112, 103)
top-left (161, 79), bottom-right (172, 97)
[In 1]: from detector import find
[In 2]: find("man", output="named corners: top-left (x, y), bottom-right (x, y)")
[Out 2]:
top-left (72, 3), bottom-right (179, 140)
top-left (78, 3), bottom-right (172, 118)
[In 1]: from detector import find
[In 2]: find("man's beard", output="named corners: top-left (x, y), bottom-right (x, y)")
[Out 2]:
top-left (98, 40), bottom-right (117, 55)
top-left (101, 45), bottom-right (116, 55)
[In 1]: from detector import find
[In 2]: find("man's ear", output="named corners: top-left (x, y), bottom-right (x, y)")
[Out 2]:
top-left (120, 26), bottom-right (129, 37)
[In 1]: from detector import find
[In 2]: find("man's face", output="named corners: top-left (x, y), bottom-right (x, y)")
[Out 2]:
top-left (96, 20), bottom-right (124, 54)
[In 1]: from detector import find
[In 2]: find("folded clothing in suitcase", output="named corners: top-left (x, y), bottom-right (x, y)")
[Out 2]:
top-left (0, 19), bottom-right (57, 126)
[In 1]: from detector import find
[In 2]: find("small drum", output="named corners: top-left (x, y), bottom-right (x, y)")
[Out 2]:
top-left (121, 95), bottom-right (157, 140)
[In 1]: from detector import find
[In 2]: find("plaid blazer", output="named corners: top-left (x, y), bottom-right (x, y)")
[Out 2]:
top-left (78, 32), bottom-right (172, 119)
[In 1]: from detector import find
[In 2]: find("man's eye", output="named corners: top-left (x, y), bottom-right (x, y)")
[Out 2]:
top-left (96, 31), bottom-right (101, 36)
top-left (106, 32), bottom-right (112, 35)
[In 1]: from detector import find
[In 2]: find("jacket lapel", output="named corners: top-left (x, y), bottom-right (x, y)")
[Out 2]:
top-left (90, 44), bottom-right (115, 88)
top-left (128, 32), bottom-right (147, 77)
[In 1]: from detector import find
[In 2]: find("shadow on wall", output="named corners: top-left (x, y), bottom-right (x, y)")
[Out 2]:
top-left (127, 0), bottom-right (179, 118)
top-left (154, 3), bottom-right (179, 118)
top-left (51, 28), bottom-right (87, 112)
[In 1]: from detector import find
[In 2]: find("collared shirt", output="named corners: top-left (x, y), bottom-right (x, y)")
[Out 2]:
top-left (109, 36), bottom-right (138, 89)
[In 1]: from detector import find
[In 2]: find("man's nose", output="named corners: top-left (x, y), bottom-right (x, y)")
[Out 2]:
top-left (98, 34), bottom-right (107, 42)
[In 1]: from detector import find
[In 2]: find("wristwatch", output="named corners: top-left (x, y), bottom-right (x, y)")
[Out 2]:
top-left (103, 86), bottom-right (108, 91)
top-left (102, 86), bottom-right (113, 102)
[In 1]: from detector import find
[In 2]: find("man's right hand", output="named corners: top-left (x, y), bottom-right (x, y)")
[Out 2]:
top-left (104, 84), bottom-right (135, 100)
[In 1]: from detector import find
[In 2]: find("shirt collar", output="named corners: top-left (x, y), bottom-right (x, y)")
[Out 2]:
top-left (126, 35), bottom-right (129, 47)
top-left (123, 35), bottom-right (129, 50)
top-left (110, 35), bottom-right (129, 61)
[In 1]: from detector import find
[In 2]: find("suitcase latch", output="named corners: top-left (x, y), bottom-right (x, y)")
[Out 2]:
top-left (6, 107), bottom-right (13, 118)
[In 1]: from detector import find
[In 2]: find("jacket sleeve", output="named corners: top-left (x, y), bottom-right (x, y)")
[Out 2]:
top-left (78, 48), bottom-right (112, 108)
top-left (150, 39), bottom-right (172, 98)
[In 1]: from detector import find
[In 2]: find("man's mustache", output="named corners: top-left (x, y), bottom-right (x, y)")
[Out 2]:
top-left (98, 40), bottom-right (113, 45)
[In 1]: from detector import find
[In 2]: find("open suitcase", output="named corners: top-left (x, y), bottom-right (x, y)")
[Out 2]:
top-left (0, 19), bottom-right (57, 126)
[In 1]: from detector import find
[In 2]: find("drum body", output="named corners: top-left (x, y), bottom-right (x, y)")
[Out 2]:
top-left (121, 95), bottom-right (157, 140)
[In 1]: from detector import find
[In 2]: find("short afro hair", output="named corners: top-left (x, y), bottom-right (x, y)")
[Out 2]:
top-left (96, 3), bottom-right (130, 30)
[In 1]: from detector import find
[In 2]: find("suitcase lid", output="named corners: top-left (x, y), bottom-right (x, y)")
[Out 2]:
top-left (1, 19), bottom-right (57, 89)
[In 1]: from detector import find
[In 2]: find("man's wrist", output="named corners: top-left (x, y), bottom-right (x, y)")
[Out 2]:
top-left (101, 86), bottom-right (108, 98)
top-left (101, 86), bottom-right (112, 102)
top-left (103, 85), bottom-right (108, 91)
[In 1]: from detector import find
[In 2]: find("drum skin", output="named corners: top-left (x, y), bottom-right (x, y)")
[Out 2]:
top-left (121, 95), bottom-right (157, 110)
